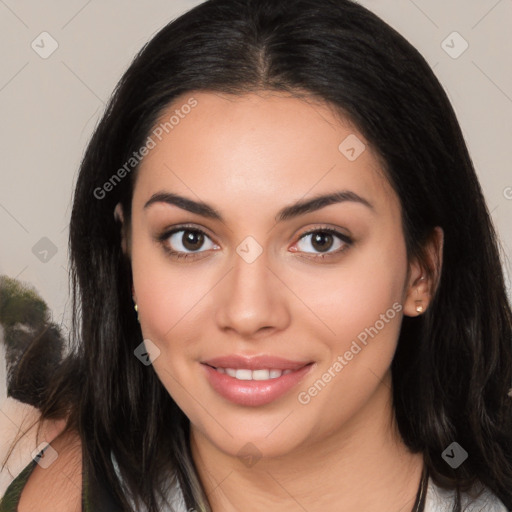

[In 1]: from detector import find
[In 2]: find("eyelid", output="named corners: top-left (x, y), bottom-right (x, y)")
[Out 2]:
top-left (158, 222), bottom-right (216, 239)
top-left (297, 225), bottom-right (352, 242)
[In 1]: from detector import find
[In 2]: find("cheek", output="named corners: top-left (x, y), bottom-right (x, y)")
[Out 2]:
top-left (131, 248), bottom-right (207, 417)
top-left (292, 250), bottom-right (408, 447)
top-left (130, 217), bottom-right (203, 331)
top-left (308, 229), bottom-right (408, 351)
top-left (296, 229), bottom-right (408, 411)
top-left (132, 257), bottom-right (206, 354)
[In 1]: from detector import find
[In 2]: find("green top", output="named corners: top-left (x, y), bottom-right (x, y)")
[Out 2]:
top-left (0, 445), bottom-right (122, 512)
top-left (0, 460), bottom-right (37, 512)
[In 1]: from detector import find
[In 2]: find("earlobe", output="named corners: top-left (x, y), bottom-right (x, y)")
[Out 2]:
top-left (403, 273), bottom-right (430, 317)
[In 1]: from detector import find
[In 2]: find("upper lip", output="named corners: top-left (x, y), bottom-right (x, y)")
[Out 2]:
top-left (202, 355), bottom-right (312, 371)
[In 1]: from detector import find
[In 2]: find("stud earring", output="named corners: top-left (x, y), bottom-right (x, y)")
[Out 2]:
top-left (133, 300), bottom-right (139, 321)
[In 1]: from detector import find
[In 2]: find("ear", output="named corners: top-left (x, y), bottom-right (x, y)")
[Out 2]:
top-left (403, 227), bottom-right (444, 317)
top-left (114, 202), bottom-right (129, 255)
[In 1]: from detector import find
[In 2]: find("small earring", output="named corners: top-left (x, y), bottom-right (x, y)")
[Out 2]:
top-left (415, 301), bottom-right (424, 314)
top-left (133, 301), bottom-right (140, 321)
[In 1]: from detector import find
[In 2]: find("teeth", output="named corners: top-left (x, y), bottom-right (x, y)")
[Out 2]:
top-left (215, 368), bottom-right (294, 380)
top-left (252, 369), bottom-right (270, 380)
top-left (235, 369), bottom-right (253, 380)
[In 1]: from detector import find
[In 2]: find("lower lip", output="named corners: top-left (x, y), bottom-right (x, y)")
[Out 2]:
top-left (202, 363), bottom-right (313, 407)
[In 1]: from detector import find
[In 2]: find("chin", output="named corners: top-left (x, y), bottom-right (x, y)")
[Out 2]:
top-left (190, 405), bottom-right (319, 461)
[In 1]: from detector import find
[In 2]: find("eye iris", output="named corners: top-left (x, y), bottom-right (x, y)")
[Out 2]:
top-left (311, 232), bottom-right (333, 252)
top-left (182, 230), bottom-right (204, 251)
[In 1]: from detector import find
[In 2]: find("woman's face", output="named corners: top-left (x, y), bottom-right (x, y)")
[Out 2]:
top-left (125, 91), bottom-right (424, 459)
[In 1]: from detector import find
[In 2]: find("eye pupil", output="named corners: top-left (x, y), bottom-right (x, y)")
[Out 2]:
top-left (183, 230), bottom-right (204, 251)
top-left (312, 232), bottom-right (333, 252)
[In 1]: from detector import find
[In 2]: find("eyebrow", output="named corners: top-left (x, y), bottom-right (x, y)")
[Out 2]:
top-left (143, 190), bottom-right (374, 222)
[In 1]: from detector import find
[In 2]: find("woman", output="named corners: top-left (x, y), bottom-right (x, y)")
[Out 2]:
top-left (1, 0), bottom-right (511, 510)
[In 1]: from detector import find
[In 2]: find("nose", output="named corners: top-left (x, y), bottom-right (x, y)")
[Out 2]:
top-left (214, 246), bottom-right (291, 340)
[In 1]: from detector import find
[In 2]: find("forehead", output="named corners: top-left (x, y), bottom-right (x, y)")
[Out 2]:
top-left (133, 91), bottom-right (399, 221)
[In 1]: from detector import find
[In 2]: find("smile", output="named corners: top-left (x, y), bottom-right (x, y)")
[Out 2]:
top-left (201, 356), bottom-right (314, 406)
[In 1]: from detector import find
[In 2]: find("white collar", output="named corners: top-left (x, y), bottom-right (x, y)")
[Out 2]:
top-left (425, 477), bottom-right (507, 512)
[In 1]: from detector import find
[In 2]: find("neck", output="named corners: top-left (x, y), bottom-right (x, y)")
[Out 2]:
top-left (190, 372), bottom-right (424, 512)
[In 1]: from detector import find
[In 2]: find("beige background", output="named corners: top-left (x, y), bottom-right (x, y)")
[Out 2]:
top-left (0, 0), bottom-right (511, 493)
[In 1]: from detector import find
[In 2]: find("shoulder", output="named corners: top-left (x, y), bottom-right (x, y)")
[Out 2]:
top-left (16, 429), bottom-right (82, 512)
top-left (425, 477), bottom-right (508, 512)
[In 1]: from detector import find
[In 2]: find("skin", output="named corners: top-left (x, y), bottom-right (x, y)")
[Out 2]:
top-left (18, 427), bottom-right (82, 512)
top-left (117, 90), bottom-right (443, 511)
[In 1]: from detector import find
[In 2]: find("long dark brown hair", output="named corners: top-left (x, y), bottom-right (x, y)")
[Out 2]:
top-left (3, 0), bottom-right (512, 510)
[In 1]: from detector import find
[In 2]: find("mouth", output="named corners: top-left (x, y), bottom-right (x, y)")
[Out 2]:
top-left (207, 367), bottom-right (295, 380)
top-left (200, 355), bottom-right (314, 407)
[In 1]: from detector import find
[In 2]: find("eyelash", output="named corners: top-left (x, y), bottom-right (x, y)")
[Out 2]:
top-left (157, 224), bottom-right (353, 262)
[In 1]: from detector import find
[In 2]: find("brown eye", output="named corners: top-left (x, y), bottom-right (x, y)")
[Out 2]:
top-left (310, 232), bottom-right (335, 252)
top-left (159, 226), bottom-right (218, 260)
top-left (295, 228), bottom-right (353, 258)
top-left (180, 230), bottom-right (206, 251)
